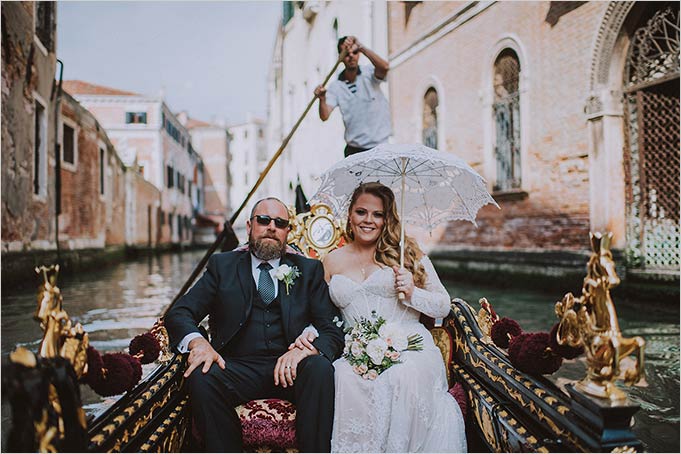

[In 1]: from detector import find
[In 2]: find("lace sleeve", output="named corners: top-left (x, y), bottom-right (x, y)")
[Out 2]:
top-left (402, 255), bottom-right (451, 318)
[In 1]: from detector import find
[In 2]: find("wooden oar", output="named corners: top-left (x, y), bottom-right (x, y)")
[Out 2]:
top-left (162, 49), bottom-right (348, 316)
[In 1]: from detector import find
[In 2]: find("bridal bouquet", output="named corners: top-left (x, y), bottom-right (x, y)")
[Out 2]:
top-left (343, 311), bottom-right (424, 380)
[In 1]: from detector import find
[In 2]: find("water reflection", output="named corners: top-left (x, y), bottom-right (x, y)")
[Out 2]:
top-left (1, 250), bottom-right (209, 440)
top-left (1, 251), bottom-right (678, 452)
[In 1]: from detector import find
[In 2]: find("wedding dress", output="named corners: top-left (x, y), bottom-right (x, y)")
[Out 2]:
top-left (328, 256), bottom-right (467, 453)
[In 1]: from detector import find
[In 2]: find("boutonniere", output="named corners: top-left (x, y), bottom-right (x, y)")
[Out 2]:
top-left (273, 264), bottom-right (301, 295)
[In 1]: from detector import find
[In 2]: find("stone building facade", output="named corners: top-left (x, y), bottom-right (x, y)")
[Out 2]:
top-left (179, 113), bottom-right (232, 222)
top-left (386, 1), bottom-right (679, 290)
top-left (58, 92), bottom-right (131, 249)
top-left (1, 3), bottom-right (168, 285)
top-left (2, 2), bottom-right (59, 253)
top-left (63, 80), bottom-right (204, 245)
top-left (227, 116), bottom-right (268, 227)
top-left (265, 1), bottom-right (389, 205)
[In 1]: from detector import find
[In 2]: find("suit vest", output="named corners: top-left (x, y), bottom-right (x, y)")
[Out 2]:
top-left (223, 282), bottom-right (288, 357)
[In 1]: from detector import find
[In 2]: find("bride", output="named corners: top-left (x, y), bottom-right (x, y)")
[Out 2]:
top-left (293, 182), bottom-right (466, 452)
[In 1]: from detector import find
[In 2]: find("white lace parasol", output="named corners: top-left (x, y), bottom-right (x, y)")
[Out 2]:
top-left (310, 143), bottom-right (499, 232)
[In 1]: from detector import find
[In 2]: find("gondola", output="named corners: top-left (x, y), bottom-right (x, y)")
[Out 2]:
top-left (3, 50), bottom-right (646, 453)
top-left (3, 204), bottom-right (645, 452)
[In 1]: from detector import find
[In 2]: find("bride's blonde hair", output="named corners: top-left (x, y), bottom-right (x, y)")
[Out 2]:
top-left (345, 182), bottom-right (426, 288)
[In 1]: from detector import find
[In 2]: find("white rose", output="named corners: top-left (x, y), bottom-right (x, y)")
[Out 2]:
top-left (391, 334), bottom-right (409, 352)
top-left (350, 341), bottom-right (363, 357)
top-left (274, 264), bottom-right (290, 280)
top-left (358, 363), bottom-right (368, 374)
top-left (379, 323), bottom-right (409, 351)
top-left (366, 338), bottom-right (388, 365)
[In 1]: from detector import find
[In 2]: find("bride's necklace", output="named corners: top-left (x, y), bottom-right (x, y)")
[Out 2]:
top-left (359, 258), bottom-right (378, 279)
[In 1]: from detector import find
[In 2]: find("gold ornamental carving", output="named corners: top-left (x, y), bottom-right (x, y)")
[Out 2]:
top-left (287, 203), bottom-right (346, 259)
top-left (34, 265), bottom-right (90, 378)
top-left (14, 265), bottom-right (89, 452)
top-left (476, 298), bottom-right (499, 344)
top-left (430, 327), bottom-right (452, 384)
top-left (555, 232), bottom-right (646, 401)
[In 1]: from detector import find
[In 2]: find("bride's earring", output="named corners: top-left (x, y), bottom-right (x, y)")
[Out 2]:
top-left (345, 219), bottom-right (354, 240)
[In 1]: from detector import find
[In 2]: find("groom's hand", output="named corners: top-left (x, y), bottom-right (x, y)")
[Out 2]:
top-left (183, 337), bottom-right (226, 378)
top-left (274, 345), bottom-right (318, 388)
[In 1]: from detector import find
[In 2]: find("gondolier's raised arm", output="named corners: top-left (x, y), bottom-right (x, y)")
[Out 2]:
top-left (313, 35), bottom-right (392, 158)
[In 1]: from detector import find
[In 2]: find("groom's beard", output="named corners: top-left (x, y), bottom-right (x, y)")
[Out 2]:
top-left (249, 234), bottom-right (286, 260)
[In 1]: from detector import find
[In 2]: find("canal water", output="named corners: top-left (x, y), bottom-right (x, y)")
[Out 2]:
top-left (2, 250), bottom-right (679, 452)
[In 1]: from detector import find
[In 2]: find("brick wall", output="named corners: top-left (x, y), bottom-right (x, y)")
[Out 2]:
top-left (1, 3), bottom-right (58, 252)
top-left (59, 93), bottom-right (129, 248)
top-left (107, 152), bottom-right (127, 245)
top-left (130, 172), bottom-right (161, 246)
top-left (387, 1), bottom-right (608, 251)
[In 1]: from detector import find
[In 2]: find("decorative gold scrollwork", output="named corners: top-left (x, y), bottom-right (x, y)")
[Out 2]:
top-left (7, 265), bottom-right (90, 452)
top-left (555, 232), bottom-right (646, 401)
top-left (150, 320), bottom-right (173, 363)
top-left (34, 265), bottom-right (90, 378)
top-left (287, 203), bottom-right (345, 259)
top-left (476, 298), bottom-right (499, 344)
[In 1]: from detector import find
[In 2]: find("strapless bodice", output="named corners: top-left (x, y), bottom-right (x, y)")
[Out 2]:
top-left (329, 267), bottom-right (423, 327)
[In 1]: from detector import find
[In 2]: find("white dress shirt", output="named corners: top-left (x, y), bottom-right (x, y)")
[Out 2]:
top-left (177, 254), bottom-right (281, 353)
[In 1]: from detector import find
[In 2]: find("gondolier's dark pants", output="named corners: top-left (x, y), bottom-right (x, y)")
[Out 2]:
top-left (344, 144), bottom-right (370, 157)
top-left (186, 354), bottom-right (334, 452)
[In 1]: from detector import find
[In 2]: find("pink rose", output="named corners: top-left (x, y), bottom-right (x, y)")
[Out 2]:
top-left (363, 369), bottom-right (379, 380)
top-left (358, 364), bottom-right (368, 374)
top-left (387, 350), bottom-right (401, 361)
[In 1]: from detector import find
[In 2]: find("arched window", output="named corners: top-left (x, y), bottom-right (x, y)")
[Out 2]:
top-left (422, 87), bottom-right (438, 149)
top-left (493, 49), bottom-right (521, 191)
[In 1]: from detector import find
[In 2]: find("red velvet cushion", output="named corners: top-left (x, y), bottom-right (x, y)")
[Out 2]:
top-left (236, 399), bottom-right (297, 451)
top-left (201, 388), bottom-right (466, 452)
top-left (448, 382), bottom-right (468, 419)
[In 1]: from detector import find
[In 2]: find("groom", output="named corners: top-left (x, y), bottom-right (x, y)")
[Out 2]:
top-left (165, 197), bottom-right (344, 452)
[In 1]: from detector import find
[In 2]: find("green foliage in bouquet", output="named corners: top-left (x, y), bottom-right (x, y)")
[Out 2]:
top-left (342, 310), bottom-right (424, 380)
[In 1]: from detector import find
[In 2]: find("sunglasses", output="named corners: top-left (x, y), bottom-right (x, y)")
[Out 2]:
top-left (251, 215), bottom-right (290, 229)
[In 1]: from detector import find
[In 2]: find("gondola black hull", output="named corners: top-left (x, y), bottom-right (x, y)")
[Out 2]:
top-left (15, 298), bottom-right (635, 452)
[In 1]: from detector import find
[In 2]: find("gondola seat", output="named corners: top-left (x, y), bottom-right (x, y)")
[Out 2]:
top-left (230, 326), bottom-right (468, 453)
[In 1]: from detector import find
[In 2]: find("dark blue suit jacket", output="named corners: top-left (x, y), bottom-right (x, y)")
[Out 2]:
top-left (165, 251), bottom-right (344, 361)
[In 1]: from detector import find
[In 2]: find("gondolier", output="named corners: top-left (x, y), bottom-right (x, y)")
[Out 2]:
top-left (314, 35), bottom-right (392, 157)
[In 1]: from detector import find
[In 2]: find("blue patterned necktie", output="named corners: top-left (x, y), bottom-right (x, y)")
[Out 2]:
top-left (257, 262), bottom-right (275, 305)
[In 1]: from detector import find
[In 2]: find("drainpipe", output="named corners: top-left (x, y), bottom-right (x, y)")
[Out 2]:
top-left (52, 59), bottom-right (64, 262)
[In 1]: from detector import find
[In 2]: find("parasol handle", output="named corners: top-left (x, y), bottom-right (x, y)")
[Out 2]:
top-left (398, 157), bottom-right (407, 301)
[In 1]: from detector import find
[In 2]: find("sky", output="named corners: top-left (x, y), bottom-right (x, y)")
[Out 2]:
top-left (57, 1), bottom-right (281, 126)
